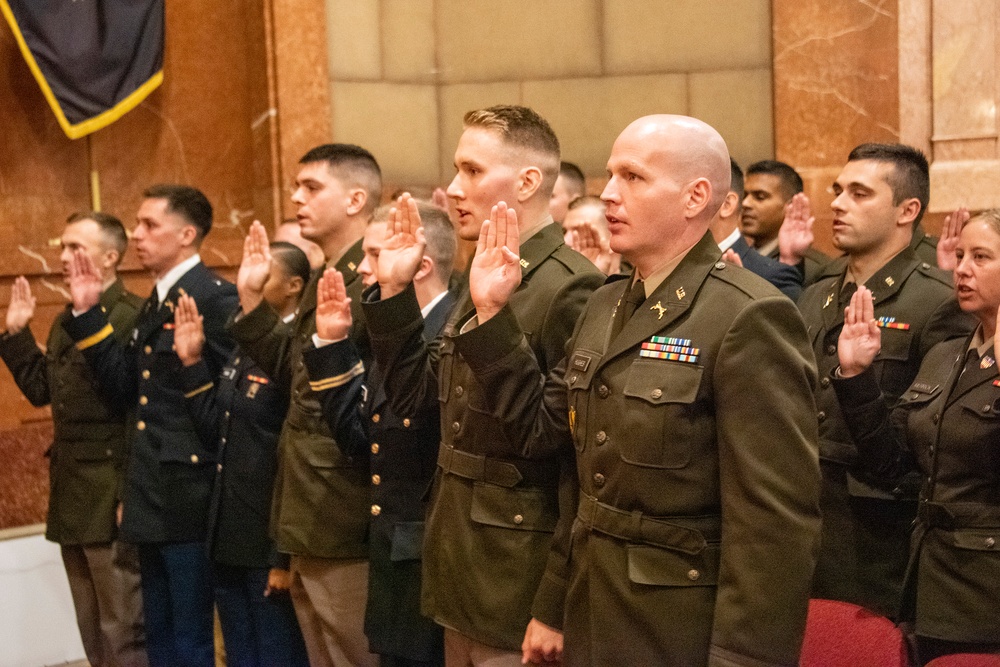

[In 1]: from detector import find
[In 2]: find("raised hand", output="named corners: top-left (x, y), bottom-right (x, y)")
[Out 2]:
top-left (173, 294), bottom-right (205, 367)
top-left (937, 206), bottom-right (968, 272)
top-left (5, 276), bottom-right (36, 334)
top-left (721, 248), bottom-right (744, 269)
top-left (567, 222), bottom-right (615, 274)
top-left (469, 202), bottom-right (521, 323)
top-left (778, 193), bottom-right (815, 266)
top-left (315, 268), bottom-right (353, 341)
top-left (237, 220), bottom-right (272, 313)
top-left (68, 249), bottom-right (103, 313)
top-left (377, 193), bottom-right (427, 298)
top-left (521, 618), bottom-right (563, 665)
top-left (837, 286), bottom-right (881, 378)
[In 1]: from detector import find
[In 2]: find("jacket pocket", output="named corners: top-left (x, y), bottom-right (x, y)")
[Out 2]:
top-left (626, 543), bottom-right (720, 587)
top-left (469, 482), bottom-right (558, 533)
top-left (390, 521), bottom-right (425, 561)
top-left (619, 360), bottom-right (703, 468)
top-left (566, 349), bottom-right (602, 452)
top-left (948, 529), bottom-right (1000, 551)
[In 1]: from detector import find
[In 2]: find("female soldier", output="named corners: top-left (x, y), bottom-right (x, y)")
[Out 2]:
top-left (835, 210), bottom-right (1000, 664)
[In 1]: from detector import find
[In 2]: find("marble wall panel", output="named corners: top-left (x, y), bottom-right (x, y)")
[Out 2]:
top-left (438, 82), bottom-right (523, 181)
top-left (435, 0), bottom-right (602, 83)
top-left (381, 0), bottom-right (436, 83)
top-left (689, 68), bottom-right (774, 167)
top-left (603, 0), bottom-right (771, 74)
top-left (522, 75), bottom-right (688, 176)
top-left (327, 0), bottom-right (381, 80)
top-left (773, 0), bottom-right (899, 168)
top-left (331, 82), bottom-right (440, 187)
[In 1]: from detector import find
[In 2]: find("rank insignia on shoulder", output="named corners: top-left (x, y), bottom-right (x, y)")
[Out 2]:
top-left (641, 336), bottom-right (699, 363)
top-left (650, 302), bottom-right (667, 319)
top-left (520, 258), bottom-right (530, 269)
top-left (876, 317), bottom-right (910, 330)
top-left (981, 355), bottom-right (996, 370)
top-left (347, 262), bottom-right (357, 271)
top-left (885, 276), bottom-right (895, 287)
top-left (675, 287), bottom-right (686, 300)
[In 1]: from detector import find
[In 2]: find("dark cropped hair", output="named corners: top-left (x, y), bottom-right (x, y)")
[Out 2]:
top-left (269, 241), bottom-right (312, 287)
top-left (299, 144), bottom-right (383, 218)
top-left (66, 210), bottom-right (128, 261)
top-left (559, 161), bottom-right (587, 197)
top-left (568, 194), bottom-right (605, 211)
top-left (848, 143), bottom-right (930, 224)
top-left (729, 158), bottom-right (744, 199)
top-left (746, 160), bottom-right (803, 199)
top-left (142, 184), bottom-right (213, 242)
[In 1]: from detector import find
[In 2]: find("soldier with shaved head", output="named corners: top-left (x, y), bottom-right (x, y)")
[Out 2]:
top-left (452, 114), bottom-right (822, 665)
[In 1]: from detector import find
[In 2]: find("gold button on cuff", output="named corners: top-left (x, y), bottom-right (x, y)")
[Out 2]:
top-left (372, 475), bottom-right (381, 485)
top-left (136, 421), bottom-right (146, 431)
top-left (513, 514), bottom-right (524, 525)
top-left (595, 431), bottom-right (607, 445)
top-left (371, 443), bottom-right (380, 454)
top-left (142, 370), bottom-right (150, 379)
top-left (139, 396), bottom-right (148, 405)
top-left (986, 537), bottom-right (996, 548)
top-left (403, 418), bottom-right (411, 427)
top-left (190, 454), bottom-right (199, 463)
top-left (371, 505), bottom-right (381, 516)
top-left (372, 414), bottom-right (380, 423)
top-left (687, 569), bottom-right (700, 581)
top-left (455, 386), bottom-right (464, 397)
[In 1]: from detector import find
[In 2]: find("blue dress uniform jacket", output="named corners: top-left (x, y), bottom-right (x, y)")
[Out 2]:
top-left (766, 245), bottom-right (831, 287)
top-left (729, 235), bottom-right (802, 301)
top-left (302, 291), bottom-right (455, 662)
top-left (834, 336), bottom-right (1000, 644)
top-left (797, 248), bottom-right (972, 613)
top-left (0, 279), bottom-right (143, 545)
top-left (362, 223), bottom-right (604, 650)
top-left (180, 338), bottom-right (291, 569)
top-left (227, 240), bottom-right (371, 559)
top-left (63, 262), bottom-right (238, 543)
top-left (453, 232), bottom-right (822, 666)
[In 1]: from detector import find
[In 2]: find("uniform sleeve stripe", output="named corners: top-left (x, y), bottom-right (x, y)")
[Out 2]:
top-left (309, 360), bottom-right (364, 392)
top-left (75, 323), bottom-right (114, 350)
top-left (183, 382), bottom-right (214, 398)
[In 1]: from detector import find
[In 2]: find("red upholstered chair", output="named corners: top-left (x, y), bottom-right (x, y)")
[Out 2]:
top-left (925, 655), bottom-right (1000, 667)
top-left (800, 599), bottom-right (911, 667)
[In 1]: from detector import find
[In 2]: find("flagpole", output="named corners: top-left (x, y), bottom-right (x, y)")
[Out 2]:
top-left (86, 133), bottom-right (101, 212)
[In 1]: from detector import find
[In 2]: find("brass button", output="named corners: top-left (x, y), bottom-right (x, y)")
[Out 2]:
top-left (190, 454), bottom-right (199, 463)
top-left (687, 569), bottom-right (700, 581)
top-left (139, 396), bottom-right (148, 405)
top-left (142, 370), bottom-right (150, 379)
top-left (221, 437), bottom-right (227, 445)
top-left (817, 411), bottom-right (826, 423)
top-left (234, 357), bottom-right (240, 365)
top-left (595, 431), bottom-right (607, 445)
top-left (144, 345), bottom-right (152, 354)
top-left (371, 443), bottom-right (380, 454)
top-left (371, 505), bottom-right (381, 516)
top-left (452, 421), bottom-right (460, 433)
top-left (570, 375), bottom-right (578, 384)
top-left (455, 386), bottom-right (464, 397)
top-left (513, 514), bottom-right (524, 525)
top-left (136, 420), bottom-right (146, 431)
top-left (372, 413), bottom-right (380, 423)
top-left (986, 537), bottom-right (996, 549)
top-left (593, 473), bottom-right (605, 487)
top-left (224, 410), bottom-right (230, 419)
top-left (598, 385), bottom-right (610, 398)
top-left (820, 377), bottom-right (831, 388)
top-left (984, 405), bottom-right (992, 413)
top-left (217, 463), bottom-right (222, 472)
top-left (372, 474), bottom-right (381, 485)
top-left (105, 449), bottom-right (112, 456)
top-left (826, 345), bottom-right (837, 356)
top-left (403, 418), bottom-right (411, 428)
top-left (650, 388), bottom-right (662, 399)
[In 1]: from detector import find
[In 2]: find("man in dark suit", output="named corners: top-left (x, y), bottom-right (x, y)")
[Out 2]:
top-left (1, 211), bottom-right (147, 667)
top-left (64, 185), bottom-right (238, 667)
top-left (742, 159), bottom-right (831, 285)
top-left (454, 115), bottom-right (822, 665)
top-left (797, 143), bottom-right (973, 617)
top-left (228, 144), bottom-right (382, 667)
top-left (363, 106), bottom-right (604, 665)
top-left (303, 201), bottom-right (457, 665)
top-left (714, 158), bottom-right (803, 300)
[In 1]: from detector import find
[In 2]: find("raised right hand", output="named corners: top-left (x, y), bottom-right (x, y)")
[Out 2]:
top-left (315, 268), bottom-right (353, 341)
top-left (173, 294), bottom-right (205, 366)
top-left (68, 250), bottom-right (103, 313)
top-left (237, 220), bottom-right (272, 313)
top-left (778, 192), bottom-right (815, 266)
top-left (936, 206), bottom-right (968, 272)
top-left (5, 276), bottom-right (36, 334)
top-left (837, 286), bottom-right (881, 378)
top-left (566, 222), bottom-right (614, 274)
top-left (377, 193), bottom-right (426, 298)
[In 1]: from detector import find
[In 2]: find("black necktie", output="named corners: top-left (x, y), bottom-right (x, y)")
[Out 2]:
top-left (611, 279), bottom-right (645, 340)
top-left (839, 281), bottom-right (858, 308)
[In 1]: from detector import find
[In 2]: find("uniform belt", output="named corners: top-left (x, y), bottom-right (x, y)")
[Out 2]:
top-left (437, 443), bottom-right (527, 488)
top-left (576, 493), bottom-right (719, 555)
top-left (917, 501), bottom-right (1000, 530)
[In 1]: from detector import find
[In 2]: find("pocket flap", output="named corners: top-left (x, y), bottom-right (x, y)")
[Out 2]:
top-left (469, 482), bottom-right (558, 533)
top-left (875, 328), bottom-right (912, 361)
top-left (949, 529), bottom-right (1000, 551)
top-left (390, 521), bottom-right (425, 561)
top-left (626, 543), bottom-right (720, 587)
top-left (624, 359), bottom-right (702, 405)
top-left (158, 430), bottom-right (214, 464)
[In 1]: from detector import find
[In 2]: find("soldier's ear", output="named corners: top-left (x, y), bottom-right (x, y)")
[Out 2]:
top-left (517, 166), bottom-right (543, 203)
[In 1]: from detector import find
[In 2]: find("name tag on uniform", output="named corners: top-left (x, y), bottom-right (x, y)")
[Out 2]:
top-left (911, 382), bottom-right (939, 395)
top-left (571, 353), bottom-right (591, 372)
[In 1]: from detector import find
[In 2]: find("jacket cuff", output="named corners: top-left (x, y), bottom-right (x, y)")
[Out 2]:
top-left (0, 326), bottom-right (38, 361)
top-left (452, 305), bottom-right (525, 372)
top-left (530, 570), bottom-right (567, 631)
top-left (62, 304), bottom-right (112, 347)
top-left (227, 300), bottom-right (280, 346)
top-left (303, 339), bottom-right (364, 391)
top-left (361, 283), bottom-right (422, 337)
top-left (179, 360), bottom-right (216, 397)
top-left (831, 366), bottom-right (882, 411)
